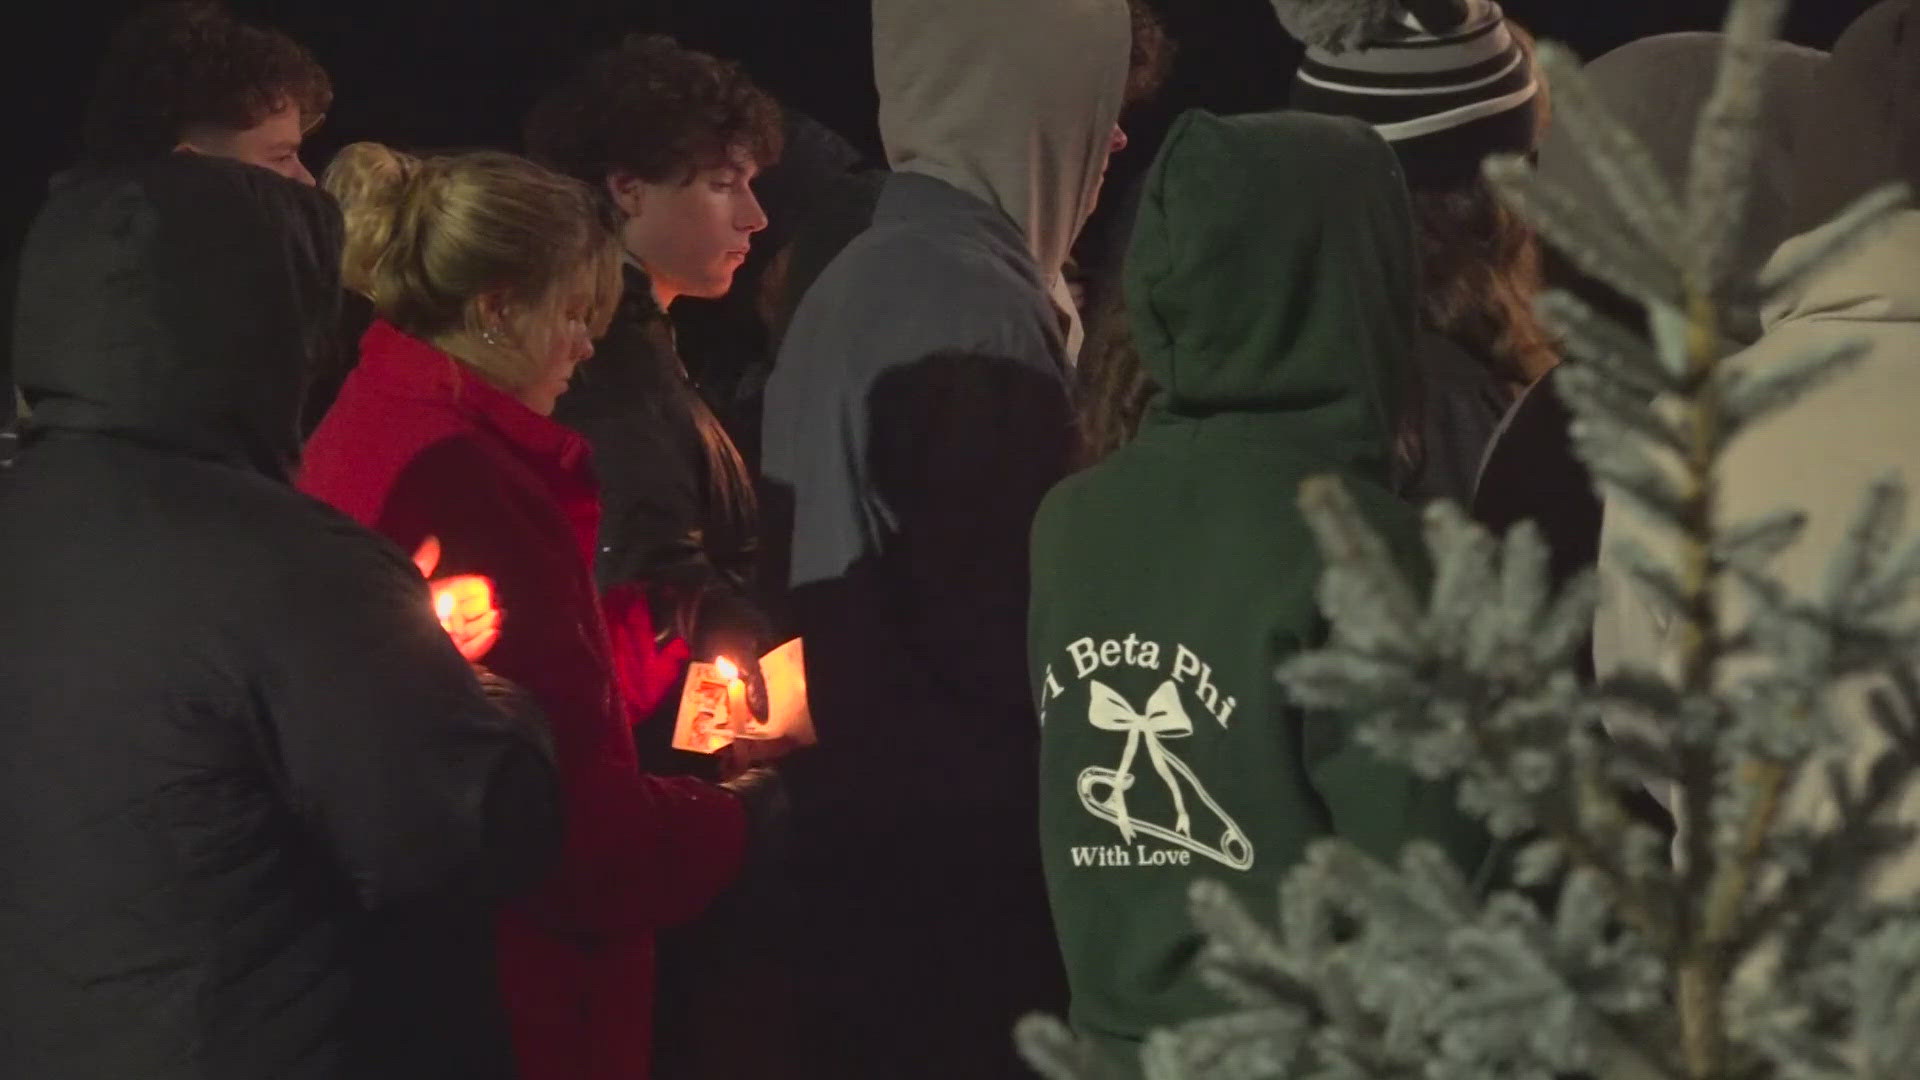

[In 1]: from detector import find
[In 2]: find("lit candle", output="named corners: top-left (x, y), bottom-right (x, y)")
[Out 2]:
top-left (714, 657), bottom-right (748, 734)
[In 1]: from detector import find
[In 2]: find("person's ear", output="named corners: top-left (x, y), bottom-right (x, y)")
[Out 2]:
top-left (606, 172), bottom-right (647, 220)
top-left (471, 291), bottom-right (514, 346)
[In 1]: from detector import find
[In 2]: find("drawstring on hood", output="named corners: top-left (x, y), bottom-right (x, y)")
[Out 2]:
top-left (872, 0), bottom-right (1131, 356)
top-left (13, 156), bottom-right (344, 480)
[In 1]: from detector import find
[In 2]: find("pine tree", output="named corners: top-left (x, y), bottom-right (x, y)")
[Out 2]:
top-left (1017, 0), bottom-right (1920, 1076)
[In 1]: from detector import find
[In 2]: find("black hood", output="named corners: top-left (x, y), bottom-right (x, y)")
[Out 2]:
top-left (14, 155), bottom-right (343, 479)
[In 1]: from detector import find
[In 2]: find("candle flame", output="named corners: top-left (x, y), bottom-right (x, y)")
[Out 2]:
top-left (434, 590), bottom-right (456, 622)
top-left (714, 656), bottom-right (741, 683)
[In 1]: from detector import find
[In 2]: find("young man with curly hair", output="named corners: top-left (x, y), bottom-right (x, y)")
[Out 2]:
top-left (525, 35), bottom-right (784, 759)
top-left (82, 1), bottom-right (332, 183)
top-left (524, 38), bottom-right (789, 1075)
top-left (6, 2), bottom-right (332, 465)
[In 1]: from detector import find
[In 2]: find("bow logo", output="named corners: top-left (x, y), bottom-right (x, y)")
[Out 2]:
top-left (1076, 679), bottom-right (1254, 870)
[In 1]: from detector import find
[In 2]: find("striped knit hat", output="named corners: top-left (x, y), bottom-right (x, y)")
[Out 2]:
top-left (1277, 0), bottom-right (1542, 189)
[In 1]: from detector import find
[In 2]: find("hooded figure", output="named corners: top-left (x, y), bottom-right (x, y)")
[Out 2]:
top-left (1596, 0), bottom-right (1920, 900)
top-left (874, 0), bottom-right (1129, 359)
top-left (1474, 33), bottom-right (1827, 616)
top-left (756, 0), bottom-right (1130, 1073)
top-left (1029, 109), bottom-right (1490, 1072)
top-left (0, 156), bottom-right (561, 1080)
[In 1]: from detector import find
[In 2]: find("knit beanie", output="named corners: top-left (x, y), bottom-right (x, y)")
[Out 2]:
top-left (1276, 0), bottom-right (1542, 190)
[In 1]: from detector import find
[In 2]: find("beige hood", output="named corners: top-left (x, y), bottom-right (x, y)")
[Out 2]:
top-left (1597, 211), bottom-right (1920, 912)
top-left (873, 0), bottom-right (1131, 358)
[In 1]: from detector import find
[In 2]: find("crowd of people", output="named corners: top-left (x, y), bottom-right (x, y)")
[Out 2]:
top-left (0, 0), bottom-right (1915, 1077)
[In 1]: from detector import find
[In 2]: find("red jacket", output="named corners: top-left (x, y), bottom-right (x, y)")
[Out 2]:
top-left (301, 320), bottom-right (747, 1080)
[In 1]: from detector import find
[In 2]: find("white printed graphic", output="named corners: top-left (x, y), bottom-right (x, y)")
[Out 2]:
top-left (1076, 679), bottom-right (1254, 870)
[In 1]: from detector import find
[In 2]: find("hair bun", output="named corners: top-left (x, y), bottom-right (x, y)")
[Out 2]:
top-left (322, 142), bottom-right (424, 296)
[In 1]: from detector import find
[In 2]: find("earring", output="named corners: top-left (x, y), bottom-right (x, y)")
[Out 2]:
top-left (481, 325), bottom-right (506, 348)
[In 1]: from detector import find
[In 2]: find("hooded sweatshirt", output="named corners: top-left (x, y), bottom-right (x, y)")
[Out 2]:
top-left (874, 0), bottom-right (1130, 359)
top-left (1030, 110), bottom-right (1490, 1067)
top-left (761, 0), bottom-right (1128, 825)
top-left (1596, 0), bottom-right (1920, 902)
top-left (751, 4), bottom-right (1128, 1070)
top-left (0, 156), bottom-right (560, 1080)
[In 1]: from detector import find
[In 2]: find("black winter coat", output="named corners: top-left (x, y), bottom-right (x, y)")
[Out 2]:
top-left (1, 246), bottom-right (17, 468)
top-left (555, 267), bottom-right (770, 666)
top-left (1392, 332), bottom-right (1512, 507)
top-left (0, 158), bottom-right (561, 1080)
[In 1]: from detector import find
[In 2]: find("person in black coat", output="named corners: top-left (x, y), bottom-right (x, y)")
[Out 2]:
top-left (0, 155), bottom-right (562, 1080)
top-left (522, 38), bottom-right (797, 1077)
top-left (6, 1), bottom-right (336, 463)
top-left (524, 35), bottom-right (788, 763)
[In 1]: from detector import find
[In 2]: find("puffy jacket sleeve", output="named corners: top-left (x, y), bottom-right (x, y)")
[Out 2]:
top-left (256, 519), bottom-right (563, 911)
top-left (371, 436), bottom-right (748, 934)
top-left (580, 403), bottom-right (711, 594)
top-left (561, 337), bottom-right (772, 667)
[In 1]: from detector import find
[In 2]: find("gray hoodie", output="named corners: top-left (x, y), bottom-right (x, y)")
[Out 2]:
top-left (875, 0), bottom-right (1130, 358)
top-left (761, 0), bottom-right (1130, 825)
top-left (753, 6), bottom-right (1131, 1072)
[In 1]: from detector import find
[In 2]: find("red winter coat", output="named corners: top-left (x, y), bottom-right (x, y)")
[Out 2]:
top-left (301, 320), bottom-right (747, 1080)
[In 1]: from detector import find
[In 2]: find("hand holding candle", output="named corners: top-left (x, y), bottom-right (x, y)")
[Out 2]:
top-left (673, 639), bottom-right (814, 758)
top-left (412, 536), bottom-right (503, 663)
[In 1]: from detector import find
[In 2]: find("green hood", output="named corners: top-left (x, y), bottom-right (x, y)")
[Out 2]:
top-left (1126, 109), bottom-right (1414, 465)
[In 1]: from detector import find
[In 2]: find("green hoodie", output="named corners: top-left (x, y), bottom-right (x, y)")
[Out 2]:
top-left (1029, 109), bottom-right (1490, 1067)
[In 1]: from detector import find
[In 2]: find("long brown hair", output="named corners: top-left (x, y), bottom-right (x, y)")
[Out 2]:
top-left (1408, 18), bottom-right (1557, 394)
top-left (1410, 177), bottom-right (1557, 394)
top-left (1073, 288), bottom-right (1156, 466)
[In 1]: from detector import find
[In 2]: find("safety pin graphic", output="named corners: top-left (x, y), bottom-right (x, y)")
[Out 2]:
top-left (1076, 679), bottom-right (1254, 870)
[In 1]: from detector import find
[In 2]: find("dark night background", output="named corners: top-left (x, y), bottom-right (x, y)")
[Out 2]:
top-left (10, 0), bottom-right (1881, 264)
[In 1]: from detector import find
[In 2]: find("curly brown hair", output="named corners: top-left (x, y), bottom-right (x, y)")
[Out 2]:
top-left (1412, 180), bottom-right (1557, 392)
top-left (82, 1), bottom-right (331, 167)
top-left (524, 34), bottom-right (784, 190)
top-left (1073, 288), bottom-right (1156, 466)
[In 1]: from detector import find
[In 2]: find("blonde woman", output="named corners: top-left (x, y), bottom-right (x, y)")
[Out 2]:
top-left (300, 145), bottom-right (778, 1080)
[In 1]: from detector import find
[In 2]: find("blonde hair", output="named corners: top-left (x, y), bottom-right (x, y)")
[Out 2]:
top-left (323, 141), bottom-right (419, 297)
top-left (327, 142), bottom-right (619, 388)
